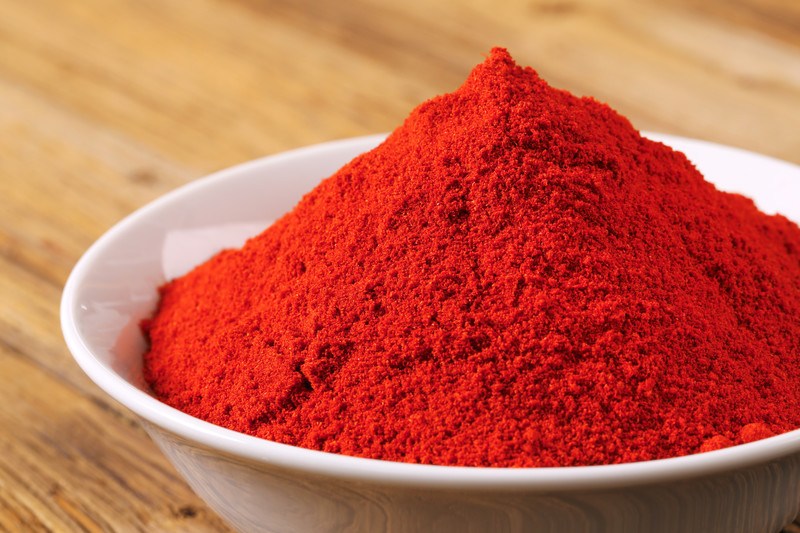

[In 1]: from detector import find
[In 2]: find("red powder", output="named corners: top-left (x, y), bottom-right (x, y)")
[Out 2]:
top-left (699, 436), bottom-right (735, 454)
top-left (739, 423), bottom-right (775, 444)
top-left (143, 48), bottom-right (800, 467)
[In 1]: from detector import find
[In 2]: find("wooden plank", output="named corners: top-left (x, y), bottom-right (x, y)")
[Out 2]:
top-left (0, 345), bottom-right (231, 531)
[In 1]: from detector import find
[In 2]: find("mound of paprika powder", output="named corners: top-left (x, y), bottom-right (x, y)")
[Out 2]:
top-left (143, 48), bottom-right (800, 467)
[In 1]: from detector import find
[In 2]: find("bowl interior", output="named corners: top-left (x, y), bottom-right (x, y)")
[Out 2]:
top-left (65, 135), bottom-right (386, 387)
top-left (61, 132), bottom-right (800, 489)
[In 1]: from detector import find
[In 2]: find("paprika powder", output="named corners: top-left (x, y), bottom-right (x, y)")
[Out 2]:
top-left (143, 48), bottom-right (800, 467)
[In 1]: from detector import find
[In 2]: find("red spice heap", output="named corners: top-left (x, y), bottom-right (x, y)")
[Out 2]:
top-left (144, 48), bottom-right (800, 467)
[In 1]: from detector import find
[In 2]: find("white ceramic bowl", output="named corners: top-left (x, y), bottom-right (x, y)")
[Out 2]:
top-left (62, 133), bottom-right (800, 533)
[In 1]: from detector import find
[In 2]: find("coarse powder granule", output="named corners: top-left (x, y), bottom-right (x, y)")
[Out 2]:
top-left (143, 48), bottom-right (800, 467)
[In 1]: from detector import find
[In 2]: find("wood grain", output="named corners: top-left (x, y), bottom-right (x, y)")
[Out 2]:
top-left (0, 0), bottom-right (798, 530)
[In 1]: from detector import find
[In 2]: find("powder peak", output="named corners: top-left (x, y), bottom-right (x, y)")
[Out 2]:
top-left (144, 50), bottom-right (800, 467)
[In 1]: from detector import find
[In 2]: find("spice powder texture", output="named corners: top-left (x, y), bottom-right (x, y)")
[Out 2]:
top-left (143, 48), bottom-right (800, 467)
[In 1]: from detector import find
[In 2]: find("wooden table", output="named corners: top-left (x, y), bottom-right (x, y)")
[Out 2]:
top-left (1, 0), bottom-right (799, 531)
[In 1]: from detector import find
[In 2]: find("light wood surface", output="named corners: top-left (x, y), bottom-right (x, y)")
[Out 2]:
top-left (1, 0), bottom-right (799, 531)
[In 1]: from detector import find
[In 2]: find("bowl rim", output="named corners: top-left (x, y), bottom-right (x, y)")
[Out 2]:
top-left (61, 133), bottom-right (800, 491)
